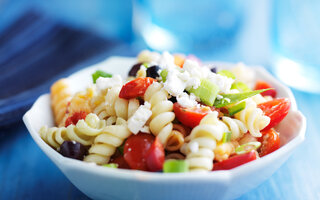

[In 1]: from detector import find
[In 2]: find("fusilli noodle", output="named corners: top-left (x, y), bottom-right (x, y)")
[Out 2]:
top-left (234, 98), bottom-right (270, 137)
top-left (181, 112), bottom-right (228, 172)
top-left (144, 82), bottom-right (176, 149)
top-left (84, 118), bottom-right (131, 164)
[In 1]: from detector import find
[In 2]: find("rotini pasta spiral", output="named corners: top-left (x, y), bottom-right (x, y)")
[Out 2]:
top-left (165, 124), bottom-right (189, 151)
top-left (144, 82), bottom-right (176, 149)
top-left (84, 118), bottom-right (131, 164)
top-left (214, 141), bottom-right (239, 162)
top-left (39, 126), bottom-right (68, 149)
top-left (234, 98), bottom-right (270, 137)
top-left (50, 79), bottom-right (72, 127)
top-left (67, 87), bottom-right (94, 115)
top-left (181, 111), bottom-right (228, 172)
top-left (221, 116), bottom-right (247, 140)
top-left (39, 113), bottom-right (106, 148)
top-left (92, 86), bottom-right (139, 120)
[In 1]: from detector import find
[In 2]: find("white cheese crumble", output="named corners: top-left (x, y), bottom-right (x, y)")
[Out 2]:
top-left (96, 75), bottom-right (122, 91)
top-left (163, 69), bottom-right (186, 96)
top-left (207, 73), bottom-right (234, 94)
top-left (177, 92), bottom-right (198, 108)
top-left (128, 102), bottom-right (152, 134)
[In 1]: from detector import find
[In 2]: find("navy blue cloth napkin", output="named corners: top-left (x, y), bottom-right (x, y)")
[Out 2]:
top-left (0, 10), bottom-right (135, 126)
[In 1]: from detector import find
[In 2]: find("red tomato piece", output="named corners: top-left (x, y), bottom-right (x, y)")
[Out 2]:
top-left (123, 132), bottom-right (155, 171)
top-left (111, 156), bottom-right (130, 169)
top-left (258, 129), bottom-right (280, 157)
top-left (146, 137), bottom-right (165, 172)
top-left (65, 111), bottom-right (87, 127)
top-left (173, 103), bottom-right (211, 128)
top-left (254, 80), bottom-right (277, 98)
top-left (258, 98), bottom-right (291, 131)
top-left (119, 77), bottom-right (156, 99)
top-left (212, 150), bottom-right (257, 171)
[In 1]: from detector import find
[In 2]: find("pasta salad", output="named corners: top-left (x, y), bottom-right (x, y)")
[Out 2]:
top-left (39, 50), bottom-right (291, 172)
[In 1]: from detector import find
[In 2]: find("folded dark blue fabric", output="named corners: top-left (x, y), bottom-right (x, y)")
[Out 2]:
top-left (0, 10), bottom-right (134, 126)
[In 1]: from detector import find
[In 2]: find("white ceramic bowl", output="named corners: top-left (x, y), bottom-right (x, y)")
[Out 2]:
top-left (23, 57), bottom-right (306, 200)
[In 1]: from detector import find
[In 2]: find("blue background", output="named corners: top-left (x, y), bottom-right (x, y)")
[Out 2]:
top-left (0, 0), bottom-right (319, 199)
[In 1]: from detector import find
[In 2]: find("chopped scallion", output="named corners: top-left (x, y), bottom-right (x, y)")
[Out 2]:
top-left (103, 163), bottom-right (118, 168)
top-left (235, 142), bottom-right (261, 155)
top-left (231, 81), bottom-right (251, 92)
top-left (228, 101), bottom-right (246, 116)
top-left (218, 70), bottom-right (236, 79)
top-left (163, 160), bottom-right (189, 173)
top-left (160, 69), bottom-right (168, 82)
top-left (222, 131), bottom-right (232, 143)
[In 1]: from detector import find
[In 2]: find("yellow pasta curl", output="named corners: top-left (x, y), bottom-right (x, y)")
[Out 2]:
top-left (50, 79), bottom-right (71, 127)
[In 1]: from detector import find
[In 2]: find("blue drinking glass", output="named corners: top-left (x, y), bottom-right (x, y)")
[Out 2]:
top-left (272, 0), bottom-right (320, 93)
top-left (133, 0), bottom-right (244, 58)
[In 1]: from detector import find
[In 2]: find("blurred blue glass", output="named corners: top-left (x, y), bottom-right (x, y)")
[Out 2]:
top-left (133, 0), bottom-right (244, 57)
top-left (272, 0), bottom-right (320, 93)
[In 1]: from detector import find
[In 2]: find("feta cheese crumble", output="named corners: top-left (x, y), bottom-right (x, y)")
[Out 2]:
top-left (96, 75), bottom-right (122, 91)
top-left (177, 92), bottom-right (198, 108)
top-left (128, 102), bottom-right (152, 134)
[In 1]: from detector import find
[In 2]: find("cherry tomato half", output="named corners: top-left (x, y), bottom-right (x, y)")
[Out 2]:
top-left (254, 80), bottom-right (277, 98)
top-left (119, 77), bottom-right (156, 99)
top-left (65, 111), bottom-right (87, 127)
top-left (258, 129), bottom-right (280, 157)
top-left (173, 103), bottom-right (211, 128)
top-left (212, 150), bottom-right (257, 171)
top-left (146, 137), bottom-right (165, 172)
top-left (123, 132), bottom-right (155, 171)
top-left (258, 98), bottom-right (291, 131)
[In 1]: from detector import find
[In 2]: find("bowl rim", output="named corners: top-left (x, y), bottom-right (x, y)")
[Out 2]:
top-left (23, 56), bottom-right (307, 181)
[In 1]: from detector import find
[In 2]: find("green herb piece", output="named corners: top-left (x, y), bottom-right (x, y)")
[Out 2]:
top-left (218, 70), bottom-right (236, 79)
top-left (142, 63), bottom-right (149, 68)
top-left (222, 131), bottom-right (232, 143)
top-left (92, 70), bottom-right (112, 83)
top-left (163, 160), bottom-right (189, 173)
top-left (188, 78), bottom-right (220, 106)
top-left (214, 89), bottom-right (270, 108)
top-left (160, 69), bottom-right (168, 82)
top-left (103, 163), bottom-right (118, 168)
top-left (231, 81), bottom-right (251, 92)
top-left (228, 101), bottom-right (246, 116)
top-left (235, 142), bottom-right (261, 155)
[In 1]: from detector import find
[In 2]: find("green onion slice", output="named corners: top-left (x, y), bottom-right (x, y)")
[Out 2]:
top-left (222, 131), bottom-right (232, 143)
top-left (92, 70), bottom-right (112, 83)
top-left (235, 142), bottom-right (261, 155)
top-left (218, 70), bottom-right (236, 79)
top-left (163, 160), bottom-right (189, 173)
top-left (103, 163), bottom-right (118, 168)
top-left (228, 101), bottom-right (246, 116)
top-left (160, 69), bottom-right (168, 82)
top-left (214, 89), bottom-right (270, 108)
top-left (142, 63), bottom-right (149, 68)
top-left (231, 81), bottom-right (251, 92)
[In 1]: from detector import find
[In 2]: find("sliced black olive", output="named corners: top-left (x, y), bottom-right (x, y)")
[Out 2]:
top-left (168, 96), bottom-right (177, 103)
top-left (210, 66), bottom-right (217, 73)
top-left (128, 63), bottom-right (143, 77)
top-left (146, 65), bottom-right (161, 79)
top-left (59, 141), bottom-right (88, 160)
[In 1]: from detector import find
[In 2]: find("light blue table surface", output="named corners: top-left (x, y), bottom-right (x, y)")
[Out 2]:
top-left (1, 1), bottom-right (320, 199)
